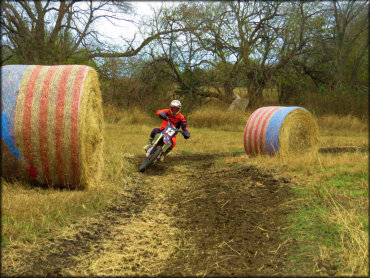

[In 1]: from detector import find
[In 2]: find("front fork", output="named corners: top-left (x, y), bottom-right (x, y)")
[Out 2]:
top-left (145, 133), bottom-right (162, 159)
top-left (146, 145), bottom-right (158, 159)
top-left (145, 134), bottom-right (172, 160)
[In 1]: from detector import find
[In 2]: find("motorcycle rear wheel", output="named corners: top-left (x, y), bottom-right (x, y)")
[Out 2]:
top-left (139, 146), bottom-right (162, 172)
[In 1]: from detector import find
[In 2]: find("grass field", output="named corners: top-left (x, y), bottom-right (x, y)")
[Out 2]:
top-left (1, 106), bottom-right (368, 276)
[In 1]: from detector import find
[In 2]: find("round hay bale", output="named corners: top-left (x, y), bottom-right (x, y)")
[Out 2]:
top-left (1, 65), bottom-right (104, 189)
top-left (244, 106), bottom-right (319, 156)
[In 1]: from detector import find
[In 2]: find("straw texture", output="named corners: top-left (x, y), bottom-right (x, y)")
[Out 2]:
top-left (1, 65), bottom-right (104, 189)
top-left (244, 106), bottom-right (319, 156)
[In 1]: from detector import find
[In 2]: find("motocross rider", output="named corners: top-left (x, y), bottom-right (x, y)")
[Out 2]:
top-left (144, 100), bottom-right (190, 161)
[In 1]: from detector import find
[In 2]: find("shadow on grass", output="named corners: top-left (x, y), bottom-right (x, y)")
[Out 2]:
top-left (319, 146), bottom-right (368, 154)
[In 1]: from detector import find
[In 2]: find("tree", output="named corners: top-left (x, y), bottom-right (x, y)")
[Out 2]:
top-left (330, 0), bottom-right (369, 89)
top-left (273, 2), bottom-right (333, 102)
top-left (275, 0), bottom-right (369, 101)
top-left (144, 2), bottom-right (329, 108)
top-left (137, 3), bottom-right (219, 108)
top-left (98, 56), bottom-right (127, 104)
top-left (0, 0), bottom-right (194, 65)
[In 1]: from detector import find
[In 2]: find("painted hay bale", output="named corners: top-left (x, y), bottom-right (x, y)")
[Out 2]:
top-left (244, 106), bottom-right (319, 156)
top-left (1, 65), bottom-right (104, 189)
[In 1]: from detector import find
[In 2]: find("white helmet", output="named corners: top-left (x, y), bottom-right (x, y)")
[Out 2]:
top-left (170, 100), bottom-right (181, 116)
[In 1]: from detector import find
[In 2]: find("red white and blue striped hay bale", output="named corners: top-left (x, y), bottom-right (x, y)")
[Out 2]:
top-left (1, 65), bottom-right (104, 189)
top-left (244, 106), bottom-right (319, 156)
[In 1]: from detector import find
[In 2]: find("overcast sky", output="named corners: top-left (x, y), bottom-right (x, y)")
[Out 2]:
top-left (97, 1), bottom-right (173, 45)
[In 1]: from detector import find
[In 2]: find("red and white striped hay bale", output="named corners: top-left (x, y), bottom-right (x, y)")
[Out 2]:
top-left (1, 65), bottom-right (104, 189)
top-left (244, 106), bottom-right (319, 156)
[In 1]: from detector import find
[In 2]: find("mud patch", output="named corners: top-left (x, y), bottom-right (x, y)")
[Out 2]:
top-left (129, 152), bottom-right (296, 276)
top-left (158, 158), bottom-right (294, 276)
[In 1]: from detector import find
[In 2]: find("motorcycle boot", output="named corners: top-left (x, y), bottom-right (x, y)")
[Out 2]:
top-left (143, 137), bottom-right (153, 151)
top-left (160, 149), bottom-right (171, 162)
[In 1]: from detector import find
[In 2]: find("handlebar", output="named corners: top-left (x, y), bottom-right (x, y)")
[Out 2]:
top-left (165, 119), bottom-right (185, 136)
top-left (176, 128), bottom-right (184, 135)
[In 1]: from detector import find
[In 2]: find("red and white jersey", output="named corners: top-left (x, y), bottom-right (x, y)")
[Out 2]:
top-left (156, 109), bottom-right (188, 131)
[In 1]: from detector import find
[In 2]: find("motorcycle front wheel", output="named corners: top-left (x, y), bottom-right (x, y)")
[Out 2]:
top-left (139, 146), bottom-right (162, 172)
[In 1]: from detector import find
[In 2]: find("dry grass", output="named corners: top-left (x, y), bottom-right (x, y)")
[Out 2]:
top-left (188, 106), bottom-right (251, 131)
top-left (103, 105), bottom-right (156, 125)
top-left (318, 114), bottom-right (368, 135)
top-left (65, 180), bottom-right (183, 276)
top-left (224, 149), bottom-right (368, 276)
top-left (318, 114), bottom-right (368, 148)
top-left (117, 107), bottom-right (156, 126)
top-left (1, 177), bottom-right (118, 245)
top-left (318, 186), bottom-right (368, 276)
top-left (1, 105), bottom-right (368, 276)
top-left (193, 107), bottom-right (368, 275)
top-left (102, 104), bottom-right (125, 123)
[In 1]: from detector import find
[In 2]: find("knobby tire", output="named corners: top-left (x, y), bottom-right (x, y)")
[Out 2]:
top-left (139, 146), bottom-right (162, 172)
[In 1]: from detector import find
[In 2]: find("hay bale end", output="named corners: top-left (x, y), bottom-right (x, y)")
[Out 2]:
top-left (243, 106), bottom-right (319, 156)
top-left (1, 65), bottom-right (104, 189)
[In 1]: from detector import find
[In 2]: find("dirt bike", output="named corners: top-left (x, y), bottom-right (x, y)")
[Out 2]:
top-left (139, 122), bottom-right (184, 172)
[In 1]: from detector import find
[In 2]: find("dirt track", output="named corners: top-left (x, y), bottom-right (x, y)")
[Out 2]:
top-left (2, 152), bottom-right (297, 276)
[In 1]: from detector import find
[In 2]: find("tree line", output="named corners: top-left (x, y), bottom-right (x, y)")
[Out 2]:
top-left (1, 1), bottom-right (368, 116)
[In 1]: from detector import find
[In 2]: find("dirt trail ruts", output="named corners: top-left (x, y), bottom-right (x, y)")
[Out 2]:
top-left (1, 184), bottom-right (150, 276)
top-left (1, 152), bottom-right (296, 276)
top-left (149, 153), bottom-right (295, 276)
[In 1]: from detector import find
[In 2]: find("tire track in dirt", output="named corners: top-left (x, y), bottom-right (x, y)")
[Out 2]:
top-left (1, 184), bottom-right (150, 276)
top-left (1, 152), bottom-right (296, 276)
top-left (146, 153), bottom-right (295, 276)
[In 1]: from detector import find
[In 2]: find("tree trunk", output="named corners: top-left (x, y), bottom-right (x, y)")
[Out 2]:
top-left (247, 83), bottom-right (264, 109)
top-left (278, 83), bottom-right (294, 104)
top-left (223, 83), bottom-right (235, 103)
